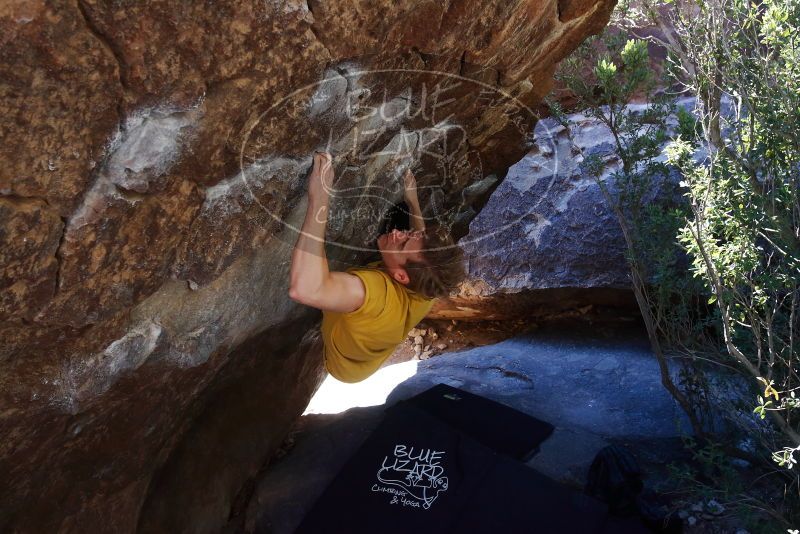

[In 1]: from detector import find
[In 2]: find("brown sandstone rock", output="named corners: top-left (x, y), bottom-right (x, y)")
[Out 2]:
top-left (0, 198), bottom-right (62, 321)
top-left (0, 0), bottom-right (615, 531)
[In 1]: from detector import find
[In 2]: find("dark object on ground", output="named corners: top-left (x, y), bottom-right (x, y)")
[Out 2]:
top-left (400, 383), bottom-right (555, 461)
top-left (586, 444), bottom-right (644, 516)
top-left (295, 402), bottom-right (608, 534)
top-left (586, 445), bottom-right (683, 533)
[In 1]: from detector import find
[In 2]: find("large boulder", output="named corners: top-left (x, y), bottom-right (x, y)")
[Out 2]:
top-left (0, 0), bottom-right (616, 532)
top-left (430, 98), bottom-right (699, 321)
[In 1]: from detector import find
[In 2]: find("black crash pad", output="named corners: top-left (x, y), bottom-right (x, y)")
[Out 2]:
top-left (295, 402), bottom-right (608, 534)
top-left (400, 383), bottom-right (555, 461)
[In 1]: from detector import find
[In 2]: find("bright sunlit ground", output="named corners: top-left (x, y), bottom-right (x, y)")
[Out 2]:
top-left (302, 360), bottom-right (419, 415)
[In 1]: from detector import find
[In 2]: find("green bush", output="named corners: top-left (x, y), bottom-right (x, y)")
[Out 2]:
top-left (554, 0), bottom-right (800, 527)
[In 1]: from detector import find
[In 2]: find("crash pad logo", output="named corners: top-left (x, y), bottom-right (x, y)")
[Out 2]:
top-left (371, 444), bottom-right (449, 509)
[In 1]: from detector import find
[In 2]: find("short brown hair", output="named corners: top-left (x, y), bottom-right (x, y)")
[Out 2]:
top-left (404, 225), bottom-right (466, 299)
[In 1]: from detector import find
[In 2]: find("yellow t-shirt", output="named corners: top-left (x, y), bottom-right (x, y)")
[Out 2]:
top-left (321, 261), bottom-right (434, 383)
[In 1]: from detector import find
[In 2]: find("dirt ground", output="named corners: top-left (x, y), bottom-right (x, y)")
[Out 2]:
top-left (382, 306), bottom-right (644, 369)
top-left (380, 317), bottom-right (536, 367)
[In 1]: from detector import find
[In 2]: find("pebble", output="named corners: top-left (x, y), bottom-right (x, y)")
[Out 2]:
top-left (414, 345), bottom-right (422, 357)
top-left (687, 516), bottom-right (697, 527)
top-left (446, 324), bottom-right (454, 331)
top-left (690, 502), bottom-right (704, 513)
top-left (678, 510), bottom-right (689, 520)
top-left (420, 350), bottom-right (432, 360)
top-left (435, 343), bottom-right (447, 350)
top-left (731, 458), bottom-right (751, 468)
top-left (408, 328), bottom-right (421, 338)
top-left (423, 344), bottom-right (431, 351)
top-left (706, 499), bottom-right (724, 515)
top-left (414, 335), bottom-right (423, 346)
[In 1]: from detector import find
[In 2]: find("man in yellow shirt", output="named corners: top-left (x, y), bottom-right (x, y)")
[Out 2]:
top-left (289, 153), bottom-right (466, 383)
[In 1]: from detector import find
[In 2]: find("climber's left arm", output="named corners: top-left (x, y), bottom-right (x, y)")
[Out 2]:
top-left (404, 169), bottom-right (426, 232)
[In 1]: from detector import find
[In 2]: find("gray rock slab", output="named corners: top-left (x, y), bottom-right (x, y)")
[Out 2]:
top-left (386, 327), bottom-right (690, 440)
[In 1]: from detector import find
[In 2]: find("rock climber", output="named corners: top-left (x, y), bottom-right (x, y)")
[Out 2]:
top-left (289, 152), bottom-right (467, 383)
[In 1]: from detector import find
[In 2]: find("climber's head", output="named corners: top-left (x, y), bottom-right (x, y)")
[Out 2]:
top-left (377, 228), bottom-right (426, 282)
top-left (377, 225), bottom-right (466, 298)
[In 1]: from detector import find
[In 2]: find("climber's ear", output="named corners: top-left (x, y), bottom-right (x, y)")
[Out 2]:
top-left (391, 268), bottom-right (410, 286)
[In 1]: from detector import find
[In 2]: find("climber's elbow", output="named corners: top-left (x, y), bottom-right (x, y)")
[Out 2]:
top-left (288, 283), bottom-right (320, 307)
top-left (288, 285), bottom-right (307, 304)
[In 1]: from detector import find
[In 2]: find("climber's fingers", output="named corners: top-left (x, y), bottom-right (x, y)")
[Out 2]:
top-left (312, 151), bottom-right (332, 173)
top-left (309, 152), bottom-right (335, 200)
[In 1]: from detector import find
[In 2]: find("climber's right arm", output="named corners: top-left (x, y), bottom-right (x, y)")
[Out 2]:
top-left (289, 269), bottom-right (366, 313)
top-left (288, 152), bottom-right (366, 313)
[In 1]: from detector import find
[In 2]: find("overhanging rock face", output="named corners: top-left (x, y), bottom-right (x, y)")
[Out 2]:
top-left (0, 1), bottom-right (615, 531)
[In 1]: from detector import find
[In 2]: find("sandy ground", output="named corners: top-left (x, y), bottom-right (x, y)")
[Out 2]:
top-left (380, 318), bottom-right (535, 367)
top-left (382, 312), bottom-right (644, 368)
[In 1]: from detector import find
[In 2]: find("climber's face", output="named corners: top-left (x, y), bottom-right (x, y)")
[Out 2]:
top-left (377, 229), bottom-right (426, 285)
